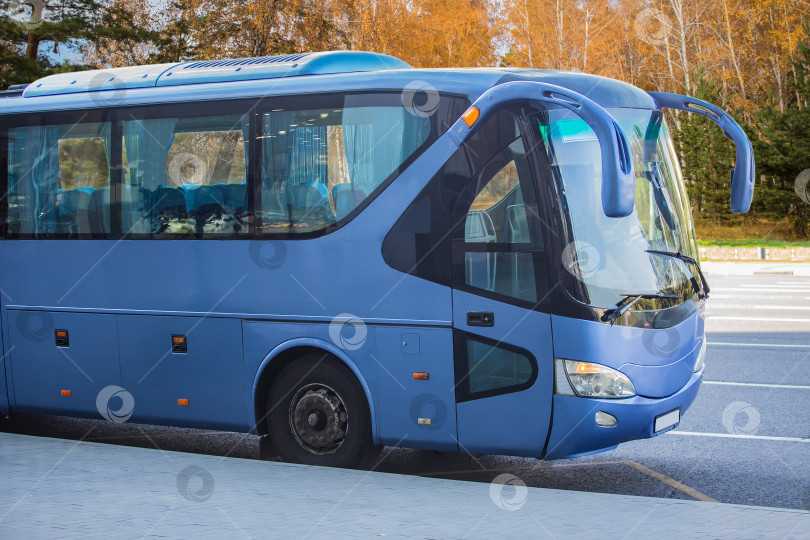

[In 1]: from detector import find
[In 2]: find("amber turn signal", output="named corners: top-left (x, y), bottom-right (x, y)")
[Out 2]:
top-left (461, 106), bottom-right (480, 128)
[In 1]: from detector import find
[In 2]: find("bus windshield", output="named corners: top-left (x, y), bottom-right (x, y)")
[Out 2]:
top-left (538, 108), bottom-right (701, 310)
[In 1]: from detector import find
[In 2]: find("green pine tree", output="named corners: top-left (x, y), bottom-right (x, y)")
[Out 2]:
top-left (752, 27), bottom-right (810, 237)
top-left (0, 0), bottom-right (158, 89)
top-left (669, 72), bottom-right (738, 224)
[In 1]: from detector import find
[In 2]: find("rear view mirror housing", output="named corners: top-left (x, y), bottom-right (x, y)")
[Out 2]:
top-left (648, 92), bottom-right (755, 214)
top-left (450, 81), bottom-right (636, 218)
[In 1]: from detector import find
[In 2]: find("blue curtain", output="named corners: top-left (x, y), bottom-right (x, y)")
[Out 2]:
top-left (259, 107), bottom-right (429, 224)
top-left (261, 112), bottom-right (293, 218)
top-left (10, 125), bottom-right (60, 234)
top-left (123, 118), bottom-right (177, 191)
top-left (262, 112), bottom-right (328, 195)
top-left (289, 125), bottom-right (327, 187)
top-left (342, 108), bottom-right (429, 195)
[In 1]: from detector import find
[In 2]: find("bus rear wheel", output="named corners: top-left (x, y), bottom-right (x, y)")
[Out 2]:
top-left (266, 354), bottom-right (380, 469)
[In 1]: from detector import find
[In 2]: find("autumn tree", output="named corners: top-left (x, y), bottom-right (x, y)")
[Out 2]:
top-left (347, 0), bottom-right (495, 68)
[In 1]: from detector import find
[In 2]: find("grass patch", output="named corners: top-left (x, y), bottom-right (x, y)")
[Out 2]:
top-left (695, 217), bottom-right (810, 246)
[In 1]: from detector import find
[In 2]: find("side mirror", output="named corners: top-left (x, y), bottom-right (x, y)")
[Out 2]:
top-left (451, 81), bottom-right (636, 218)
top-left (648, 92), bottom-right (755, 214)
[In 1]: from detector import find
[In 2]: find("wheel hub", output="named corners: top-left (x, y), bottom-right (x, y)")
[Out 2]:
top-left (290, 385), bottom-right (348, 455)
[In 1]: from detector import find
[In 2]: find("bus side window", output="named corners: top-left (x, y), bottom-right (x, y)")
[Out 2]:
top-left (7, 122), bottom-right (111, 237)
top-left (456, 333), bottom-right (536, 400)
top-left (383, 108), bottom-right (549, 307)
top-left (121, 115), bottom-right (249, 237)
top-left (257, 98), bottom-right (432, 235)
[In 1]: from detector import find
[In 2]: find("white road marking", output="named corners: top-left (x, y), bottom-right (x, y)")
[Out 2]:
top-left (709, 316), bottom-right (810, 322)
top-left (777, 281), bottom-right (810, 285)
top-left (708, 341), bottom-right (810, 349)
top-left (669, 431), bottom-right (810, 443)
top-left (712, 287), bottom-right (810, 293)
top-left (708, 294), bottom-right (810, 300)
top-left (740, 283), bottom-right (809, 287)
top-left (707, 304), bottom-right (810, 310)
top-left (703, 381), bottom-right (810, 390)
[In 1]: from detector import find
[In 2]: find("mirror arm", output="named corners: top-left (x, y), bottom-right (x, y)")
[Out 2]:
top-left (449, 81), bottom-right (637, 218)
top-left (648, 91), bottom-right (755, 214)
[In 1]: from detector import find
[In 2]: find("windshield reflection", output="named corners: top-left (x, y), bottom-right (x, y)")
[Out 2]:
top-left (537, 108), bottom-right (701, 310)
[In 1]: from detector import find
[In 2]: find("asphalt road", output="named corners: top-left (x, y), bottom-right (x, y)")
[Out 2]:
top-left (2, 268), bottom-right (809, 510)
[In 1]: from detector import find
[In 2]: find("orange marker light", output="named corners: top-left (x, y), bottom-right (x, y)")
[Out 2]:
top-left (61, 390), bottom-right (71, 396)
top-left (172, 336), bottom-right (185, 344)
top-left (178, 399), bottom-right (189, 406)
top-left (575, 363), bottom-right (602, 374)
top-left (461, 106), bottom-right (480, 128)
top-left (412, 372), bottom-right (430, 380)
top-left (56, 331), bottom-right (67, 337)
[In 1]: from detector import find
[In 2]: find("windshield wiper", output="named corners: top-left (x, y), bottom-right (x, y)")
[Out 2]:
top-left (646, 249), bottom-right (710, 299)
top-left (601, 293), bottom-right (679, 324)
top-left (642, 111), bottom-right (677, 230)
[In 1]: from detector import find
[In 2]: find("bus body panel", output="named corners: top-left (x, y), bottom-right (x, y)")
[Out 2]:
top-left (7, 310), bottom-right (121, 416)
top-left (117, 314), bottom-right (246, 431)
top-left (244, 322), bottom-right (306, 433)
top-left (545, 369), bottom-right (703, 460)
top-left (0, 309), bottom-right (7, 414)
top-left (0, 70), bottom-right (655, 118)
top-left (373, 326), bottom-right (458, 451)
top-left (545, 308), bottom-right (705, 459)
top-left (551, 307), bottom-right (705, 398)
top-left (452, 290), bottom-right (554, 457)
top-left (243, 321), bottom-right (459, 451)
top-left (0, 239), bottom-right (451, 326)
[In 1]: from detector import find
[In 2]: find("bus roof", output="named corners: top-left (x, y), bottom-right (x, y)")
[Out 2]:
top-left (0, 51), bottom-right (655, 114)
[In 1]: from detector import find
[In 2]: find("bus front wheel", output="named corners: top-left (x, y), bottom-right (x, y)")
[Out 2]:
top-left (266, 353), bottom-right (380, 468)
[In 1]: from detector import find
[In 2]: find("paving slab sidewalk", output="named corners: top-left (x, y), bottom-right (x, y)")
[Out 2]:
top-left (0, 433), bottom-right (808, 539)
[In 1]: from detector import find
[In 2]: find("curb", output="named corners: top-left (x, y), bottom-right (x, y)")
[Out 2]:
top-left (699, 246), bottom-right (810, 262)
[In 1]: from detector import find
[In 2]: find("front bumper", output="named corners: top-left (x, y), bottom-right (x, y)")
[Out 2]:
top-left (543, 367), bottom-right (703, 460)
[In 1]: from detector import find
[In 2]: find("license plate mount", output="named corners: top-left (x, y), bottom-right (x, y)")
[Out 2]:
top-left (654, 408), bottom-right (681, 433)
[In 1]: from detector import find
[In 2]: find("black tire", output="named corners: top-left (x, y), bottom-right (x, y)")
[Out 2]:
top-left (266, 353), bottom-right (380, 468)
top-left (258, 434), bottom-right (279, 461)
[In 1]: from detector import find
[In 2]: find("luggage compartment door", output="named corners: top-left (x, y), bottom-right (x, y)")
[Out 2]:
top-left (9, 310), bottom-right (121, 416)
top-left (117, 315), bottom-right (246, 430)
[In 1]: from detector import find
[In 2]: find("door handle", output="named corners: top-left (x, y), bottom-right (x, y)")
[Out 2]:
top-left (467, 311), bottom-right (494, 327)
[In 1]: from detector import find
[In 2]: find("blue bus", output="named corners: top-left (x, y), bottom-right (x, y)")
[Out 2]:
top-left (0, 51), bottom-right (754, 468)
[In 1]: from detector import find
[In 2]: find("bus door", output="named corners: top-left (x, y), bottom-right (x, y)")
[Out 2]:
top-left (450, 124), bottom-right (554, 457)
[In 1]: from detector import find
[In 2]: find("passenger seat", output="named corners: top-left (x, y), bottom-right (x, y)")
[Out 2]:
top-left (57, 188), bottom-right (97, 235)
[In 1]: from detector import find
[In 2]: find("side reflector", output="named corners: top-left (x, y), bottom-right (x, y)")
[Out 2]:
top-left (417, 418), bottom-right (432, 425)
top-left (461, 106), bottom-right (480, 128)
top-left (412, 372), bottom-right (429, 380)
top-left (55, 329), bottom-right (69, 347)
top-left (178, 399), bottom-right (189, 406)
top-left (61, 390), bottom-right (71, 397)
top-left (171, 334), bottom-right (187, 354)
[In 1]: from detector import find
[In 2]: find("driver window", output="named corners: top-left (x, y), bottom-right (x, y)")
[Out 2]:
top-left (456, 138), bottom-right (544, 304)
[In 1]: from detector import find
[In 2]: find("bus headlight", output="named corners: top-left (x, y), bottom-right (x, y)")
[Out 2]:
top-left (693, 341), bottom-right (706, 372)
top-left (561, 360), bottom-right (636, 398)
